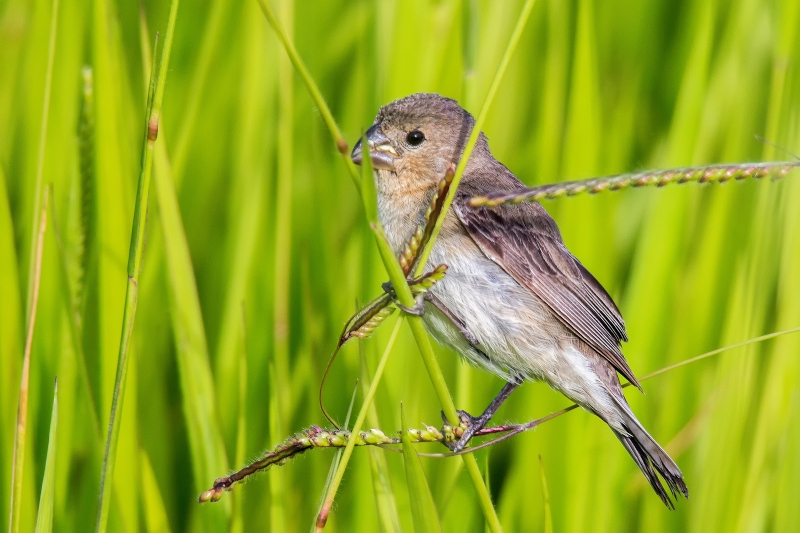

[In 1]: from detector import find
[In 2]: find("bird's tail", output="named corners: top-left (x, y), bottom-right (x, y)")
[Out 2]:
top-left (609, 397), bottom-right (689, 509)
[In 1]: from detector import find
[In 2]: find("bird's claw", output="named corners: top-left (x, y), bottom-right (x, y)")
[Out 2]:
top-left (394, 294), bottom-right (426, 316)
top-left (382, 280), bottom-right (425, 316)
top-left (443, 409), bottom-right (489, 453)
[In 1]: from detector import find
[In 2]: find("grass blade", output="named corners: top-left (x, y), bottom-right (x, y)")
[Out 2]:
top-left (313, 381), bottom-right (360, 532)
top-left (0, 162), bottom-right (23, 530)
top-left (33, 380), bottom-right (58, 533)
top-left (400, 405), bottom-right (442, 533)
top-left (152, 113), bottom-right (230, 528)
top-left (139, 450), bottom-right (172, 533)
top-left (231, 307), bottom-right (248, 533)
top-left (539, 456), bottom-right (552, 533)
top-left (267, 354), bottom-right (286, 532)
top-left (95, 0), bottom-right (181, 529)
top-left (255, 0), bottom-right (359, 186)
top-left (24, 0), bottom-right (59, 319)
top-left (10, 0), bottom-right (59, 525)
top-left (9, 188), bottom-right (49, 533)
top-left (359, 341), bottom-right (402, 533)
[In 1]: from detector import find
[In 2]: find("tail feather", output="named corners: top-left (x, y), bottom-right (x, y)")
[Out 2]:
top-left (610, 399), bottom-right (689, 509)
top-left (573, 342), bottom-right (688, 508)
top-left (613, 429), bottom-right (688, 509)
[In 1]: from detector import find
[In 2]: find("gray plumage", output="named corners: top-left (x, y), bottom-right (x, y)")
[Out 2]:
top-left (352, 92), bottom-right (688, 508)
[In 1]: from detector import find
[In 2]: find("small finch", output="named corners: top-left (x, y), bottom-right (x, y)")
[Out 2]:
top-left (351, 93), bottom-right (689, 508)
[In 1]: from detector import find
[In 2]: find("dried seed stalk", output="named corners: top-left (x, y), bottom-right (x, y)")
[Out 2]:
top-left (469, 161), bottom-right (800, 207)
top-left (402, 165), bottom-right (456, 275)
top-left (198, 421), bottom-right (468, 504)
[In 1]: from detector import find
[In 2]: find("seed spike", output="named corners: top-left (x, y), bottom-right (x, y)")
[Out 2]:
top-left (469, 161), bottom-right (800, 207)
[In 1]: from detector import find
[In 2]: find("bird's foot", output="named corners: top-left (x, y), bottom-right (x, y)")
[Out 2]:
top-left (441, 409), bottom-right (491, 453)
top-left (381, 280), bottom-right (394, 295)
top-left (382, 280), bottom-right (426, 316)
top-left (395, 294), bottom-right (425, 316)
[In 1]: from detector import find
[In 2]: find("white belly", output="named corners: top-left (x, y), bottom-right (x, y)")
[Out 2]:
top-left (422, 234), bottom-right (620, 423)
top-left (424, 233), bottom-right (565, 379)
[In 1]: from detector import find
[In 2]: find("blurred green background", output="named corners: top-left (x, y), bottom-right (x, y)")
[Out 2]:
top-left (2, 0), bottom-right (800, 531)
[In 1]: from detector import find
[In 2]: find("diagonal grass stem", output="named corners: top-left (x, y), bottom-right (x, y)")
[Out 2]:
top-left (314, 316), bottom-right (405, 531)
top-left (254, 0), bottom-right (360, 188)
top-left (412, 0), bottom-right (538, 278)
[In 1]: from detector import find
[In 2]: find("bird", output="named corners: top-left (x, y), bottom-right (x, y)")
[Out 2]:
top-left (349, 92), bottom-right (689, 509)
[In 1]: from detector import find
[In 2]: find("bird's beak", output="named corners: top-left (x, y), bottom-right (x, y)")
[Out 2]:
top-left (351, 124), bottom-right (397, 171)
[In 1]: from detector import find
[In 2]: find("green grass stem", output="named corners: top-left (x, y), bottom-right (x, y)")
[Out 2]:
top-left (94, 0), bottom-right (180, 530)
top-left (8, 188), bottom-right (48, 533)
top-left (255, 0), bottom-right (359, 187)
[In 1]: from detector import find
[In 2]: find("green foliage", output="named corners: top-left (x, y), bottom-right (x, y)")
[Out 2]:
top-left (1, 0), bottom-right (800, 532)
top-left (401, 406), bottom-right (442, 533)
top-left (33, 381), bottom-right (57, 533)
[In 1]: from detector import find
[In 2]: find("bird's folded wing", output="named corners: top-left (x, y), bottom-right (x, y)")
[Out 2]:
top-left (454, 194), bottom-right (641, 390)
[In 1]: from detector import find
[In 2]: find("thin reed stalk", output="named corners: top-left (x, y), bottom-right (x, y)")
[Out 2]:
top-left (94, 1), bottom-right (180, 530)
top-left (8, 188), bottom-right (49, 533)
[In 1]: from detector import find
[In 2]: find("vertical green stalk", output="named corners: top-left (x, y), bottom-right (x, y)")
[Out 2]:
top-left (273, 0), bottom-right (294, 458)
top-left (8, 189), bottom-right (49, 533)
top-left (170, 0), bottom-right (227, 183)
top-left (24, 0), bottom-right (59, 319)
top-left (358, 341), bottom-right (402, 533)
top-left (539, 457), bottom-right (553, 533)
top-left (94, 1), bottom-right (180, 531)
top-left (269, 0), bottom-right (293, 529)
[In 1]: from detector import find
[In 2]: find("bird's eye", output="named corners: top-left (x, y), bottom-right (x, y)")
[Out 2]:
top-left (406, 130), bottom-right (425, 147)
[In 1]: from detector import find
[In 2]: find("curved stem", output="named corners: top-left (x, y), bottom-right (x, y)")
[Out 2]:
top-left (315, 317), bottom-right (405, 530)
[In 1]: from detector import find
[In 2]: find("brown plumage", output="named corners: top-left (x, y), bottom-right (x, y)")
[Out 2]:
top-left (351, 92), bottom-right (688, 508)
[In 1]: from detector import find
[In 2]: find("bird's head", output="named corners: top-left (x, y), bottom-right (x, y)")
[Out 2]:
top-left (351, 93), bottom-right (479, 192)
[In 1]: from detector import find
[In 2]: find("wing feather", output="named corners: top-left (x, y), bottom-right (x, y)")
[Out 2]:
top-left (454, 192), bottom-right (641, 390)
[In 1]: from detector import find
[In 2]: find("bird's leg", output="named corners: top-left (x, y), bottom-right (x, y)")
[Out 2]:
top-left (445, 380), bottom-right (520, 453)
top-left (381, 280), bottom-right (426, 316)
